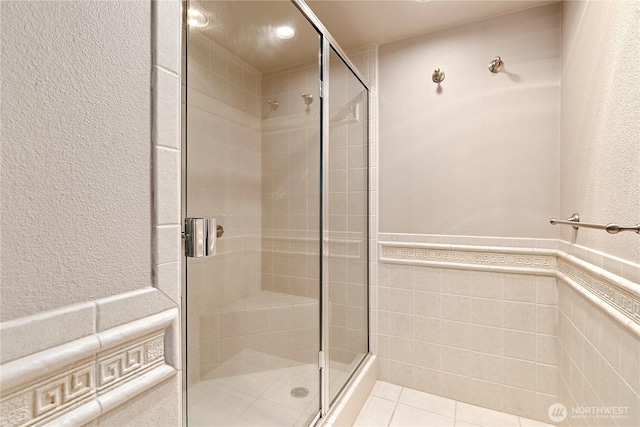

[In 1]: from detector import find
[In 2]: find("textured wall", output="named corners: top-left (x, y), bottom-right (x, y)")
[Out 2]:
top-left (378, 4), bottom-right (561, 238)
top-left (1, 1), bottom-right (151, 321)
top-left (560, 0), bottom-right (640, 264)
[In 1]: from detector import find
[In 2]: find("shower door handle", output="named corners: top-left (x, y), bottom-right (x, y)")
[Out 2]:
top-left (185, 218), bottom-right (218, 258)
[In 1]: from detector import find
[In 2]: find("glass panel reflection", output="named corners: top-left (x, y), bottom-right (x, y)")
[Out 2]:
top-left (185, 2), bottom-right (322, 425)
top-left (327, 46), bottom-right (369, 404)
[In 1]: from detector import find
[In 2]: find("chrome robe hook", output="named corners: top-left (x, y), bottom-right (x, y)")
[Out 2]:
top-left (488, 56), bottom-right (504, 73)
top-left (432, 68), bottom-right (445, 83)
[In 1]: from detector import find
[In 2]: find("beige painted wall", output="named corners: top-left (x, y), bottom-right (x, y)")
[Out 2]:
top-left (560, 0), bottom-right (640, 264)
top-left (1, 1), bottom-right (152, 321)
top-left (378, 3), bottom-right (561, 238)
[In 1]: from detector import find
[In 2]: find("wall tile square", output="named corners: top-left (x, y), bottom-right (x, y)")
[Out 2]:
top-left (389, 312), bottom-right (415, 339)
top-left (503, 358), bottom-right (536, 391)
top-left (389, 265), bottom-right (415, 290)
top-left (470, 297), bottom-right (502, 327)
top-left (503, 301), bottom-right (536, 332)
top-left (469, 324), bottom-right (503, 355)
top-left (389, 289), bottom-right (414, 314)
top-left (503, 330), bottom-right (536, 361)
top-left (414, 316), bottom-right (441, 344)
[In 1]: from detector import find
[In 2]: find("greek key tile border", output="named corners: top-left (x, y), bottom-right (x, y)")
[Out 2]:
top-left (379, 241), bottom-right (640, 327)
top-left (0, 309), bottom-right (176, 427)
top-left (0, 332), bottom-right (165, 427)
top-left (97, 332), bottom-right (165, 393)
top-left (558, 258), bottom-right (640, 324)
top-left (0, 361), bottom-right (95, 427)
top-left (379, 242), bottom-right (558, 271)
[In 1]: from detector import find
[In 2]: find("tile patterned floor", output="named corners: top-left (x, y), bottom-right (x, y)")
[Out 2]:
top-left (188, 350), bottom-right (360, 427)
top-left (354, 381), bottom-right (555, 427)
top-left (189, 362), bottom-right (319, 427)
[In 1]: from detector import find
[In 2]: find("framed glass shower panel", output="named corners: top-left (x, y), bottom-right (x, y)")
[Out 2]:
top-left (326, 46), bottom-right (369, 405)
top-left (184, 1), bottom-right (323, 426)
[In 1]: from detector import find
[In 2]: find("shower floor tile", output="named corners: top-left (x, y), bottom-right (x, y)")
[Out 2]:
top-left (189, 350), bottom-right (359, 427)
top-left (189, 363), bottom-right (318, 427)
top-left (355, 381), bottom-right (555, 427)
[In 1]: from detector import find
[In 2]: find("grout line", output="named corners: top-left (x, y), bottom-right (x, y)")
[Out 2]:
top-left (386, 400), bottom-right (399, 427)
top-left (453, 399), bottom-right (458, 425)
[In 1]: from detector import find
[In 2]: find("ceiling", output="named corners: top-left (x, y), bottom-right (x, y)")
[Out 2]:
top-left (306, 0), bottom-right (557, 51)
top-left (190, 0), bottom-right (556, 72)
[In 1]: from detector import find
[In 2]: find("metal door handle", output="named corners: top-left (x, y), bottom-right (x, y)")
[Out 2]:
top-left (185, 218), bottom-right (219, 257)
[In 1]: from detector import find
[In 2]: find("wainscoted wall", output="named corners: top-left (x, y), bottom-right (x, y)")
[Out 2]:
top-left (0, 290), bottom-right (179, 426)
top-left (376, 2), bottom-right (639, 425)
top-left (0, 1), bottom-right (183, 425)
top-left (373, 235), bottom-right (640, 424)
top-left (557, 279), bottom-right (640, 427)
top-left (556, 3), bottom-right (640, 424)
top-left (375, 235), bottom-right (560, 422)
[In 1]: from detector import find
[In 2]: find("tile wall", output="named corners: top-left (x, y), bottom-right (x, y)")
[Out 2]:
top-left (185, 29), bottom-right (263, 381)
top-left (376, 257), bottom-right (559, 421)
top-left (557, 281), bottom-right (640, 426)
top-left (258, 45), bottom-right (378, 372)
top-left (185, 25), bottom-right (378, 381)
top-left (260, 58), bottom-right (321, 300)
top-left (372, 234), bottom-right (640, 425)
top-left (327, 46), bottom-right (372, 368)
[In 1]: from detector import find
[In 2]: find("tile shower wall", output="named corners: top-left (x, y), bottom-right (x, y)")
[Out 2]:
top-left (187, 30), bottom-right (377, 377)
top-left (260, 58), bottom-right (321, 301)
top-left (376, 259), bottom-right (559, 421)
top-left (186, 29), bottom-right (263, 381)
top-left (259, 46), bottom-right (378, 366)
top-left (327, 46), bottom-right (373, 366)
top-left (557, 283), bottom-right (640, 427)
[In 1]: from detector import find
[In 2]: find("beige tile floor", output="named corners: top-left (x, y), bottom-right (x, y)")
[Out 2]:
top-left (354, 381), bottom-right (554, 427)
top-left (188, 350), bottom-right (361, 427)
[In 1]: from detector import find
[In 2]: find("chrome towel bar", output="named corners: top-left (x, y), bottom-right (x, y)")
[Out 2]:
top-left (550, 213), bottom-right (640, 234)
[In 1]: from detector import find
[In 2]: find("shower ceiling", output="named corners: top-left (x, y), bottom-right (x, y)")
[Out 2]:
top-left (190, 0), bottom-right (556, 72)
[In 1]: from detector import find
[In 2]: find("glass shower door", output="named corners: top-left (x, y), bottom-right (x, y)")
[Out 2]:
top-left (184, 1), bottom-right (323, 425)
top-left (325, 46), bottom-right (369, 404)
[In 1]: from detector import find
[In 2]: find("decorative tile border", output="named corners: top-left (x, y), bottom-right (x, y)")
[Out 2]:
top-left (379, 242), bottom-right (557, 273)
top-left (379, 240), bottom-right (640, 332)
top-left (0, 308), bottom-right (177, 427)
top-left (1, 361), bottom-right (94, 427)
top-left (97, 332), bottom-right (165, 393)
top-left (558, 257), bottom-right (640, 324)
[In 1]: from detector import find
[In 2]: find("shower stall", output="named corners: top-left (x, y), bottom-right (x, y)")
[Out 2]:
top-left (182, 1), bottom-right (370, 425)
